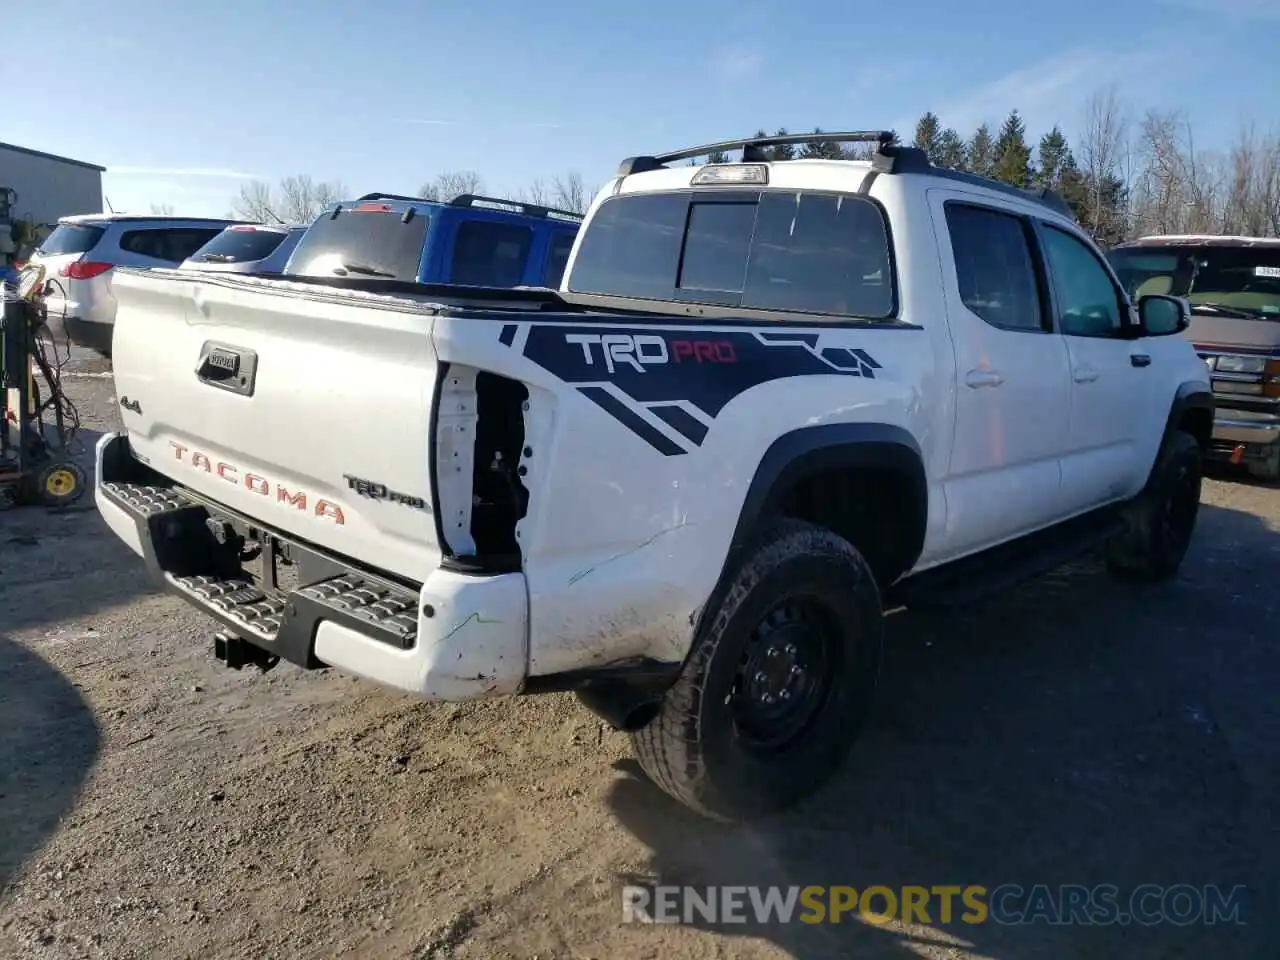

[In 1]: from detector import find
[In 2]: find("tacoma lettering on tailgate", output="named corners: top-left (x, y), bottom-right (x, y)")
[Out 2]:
top-left (168, 441), bottom-right (345, 524)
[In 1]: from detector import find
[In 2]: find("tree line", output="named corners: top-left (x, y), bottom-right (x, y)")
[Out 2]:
top-left (215, 85), bottom-right (1278, 244)
top-left (222, 170), bottom-right (592, 225)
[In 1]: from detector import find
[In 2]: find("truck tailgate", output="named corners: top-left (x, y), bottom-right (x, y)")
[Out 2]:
top-left (110, 269), bottom-right (442, 582)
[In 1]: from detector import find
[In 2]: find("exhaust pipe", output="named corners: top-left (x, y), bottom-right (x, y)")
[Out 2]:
top-left (576, 679), bottom-right (664, 732)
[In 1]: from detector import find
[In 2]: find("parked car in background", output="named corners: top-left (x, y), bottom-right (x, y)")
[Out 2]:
top-left (285, 193), bottom-right (582, 288)
top-left (28, 213), bottom-right (251, 357)
top-left (1108, 235), bottom-right (1280, 482)
top-left (179, 223), bottom-right (306, 275)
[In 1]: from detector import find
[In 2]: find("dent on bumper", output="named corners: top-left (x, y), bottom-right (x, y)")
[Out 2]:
top-left (314, 569), bottom-right (528, 700)
top-left (94, 431), bottom-right (530, 702)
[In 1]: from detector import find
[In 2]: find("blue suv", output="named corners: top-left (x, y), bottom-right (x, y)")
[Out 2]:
top-left (284, 193), bottom-right (583, 289)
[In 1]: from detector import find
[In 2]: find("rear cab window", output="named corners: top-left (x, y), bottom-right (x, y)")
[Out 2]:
top-left (189, 227), bottom-right (287, 264)
top-left (37, 223), bottom-right (105, 256)
top-left (1107, 244), bottom-right (1280, 321)
top-left (566, 189), bottom-right (896, 319)
top-left (944, 203), bottom-right (1045, 332)
top-left (286, 202), bottom-right (431, 281)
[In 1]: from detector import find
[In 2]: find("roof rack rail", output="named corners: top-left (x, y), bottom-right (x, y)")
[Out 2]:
top-left (355, 192), bottom-right (426, 204)
top-left (451, 194), bottom-right (584, 221)
top-left (616, 130), bottom-right (1075, 219)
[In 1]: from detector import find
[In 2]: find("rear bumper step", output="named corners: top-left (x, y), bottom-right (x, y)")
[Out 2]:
top-left (101, 479), bottom-right (421, 667)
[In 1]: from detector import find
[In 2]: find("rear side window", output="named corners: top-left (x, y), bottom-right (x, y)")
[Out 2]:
top-left (944, 204), bottom-right (1044, 332)
top-left (567, 190), bottom-right (895, 319)
top-left (449, 220), bottom-right (533, 287)
top-left (119, 228), bottom-right (224, 263)
top-left (188, 227), bottom-right (287, 264)
top-left (286, 206), bottom-right (431, 281)
top-left (37, 224), bottom-right (105, 256)
top-left (544, 230), bottom-right (577, 287)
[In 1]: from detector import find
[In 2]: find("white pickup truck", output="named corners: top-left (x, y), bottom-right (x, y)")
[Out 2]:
top-left (95, 132), bottom-right (1213, 821)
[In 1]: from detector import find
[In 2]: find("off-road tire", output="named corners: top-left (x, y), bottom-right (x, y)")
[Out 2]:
top-left (1106, 430), bottom-right (1202, 582)
top-left (631, 518), bottom-right (884, 822)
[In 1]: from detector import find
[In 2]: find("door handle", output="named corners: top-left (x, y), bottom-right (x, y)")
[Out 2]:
top-left (1073, 365), bottom-right (1100, 383)
top-left (964, 368), bottom-right (1004, 389)
top-left (1130, 353), bottom-right (1152, 368)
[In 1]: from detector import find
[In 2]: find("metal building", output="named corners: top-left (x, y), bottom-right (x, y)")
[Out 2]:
top-left (0, 141), bottom-right (105, 230)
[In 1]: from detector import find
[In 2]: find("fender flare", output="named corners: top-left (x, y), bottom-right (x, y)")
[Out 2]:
top-left (1161, 381), bottom-right (1214, 450)
top-left (692, 422), bottom-right (928, 638)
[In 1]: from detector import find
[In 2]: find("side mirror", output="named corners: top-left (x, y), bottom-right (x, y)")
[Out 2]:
top-left (1137, 293), bottom-right (1189, 336)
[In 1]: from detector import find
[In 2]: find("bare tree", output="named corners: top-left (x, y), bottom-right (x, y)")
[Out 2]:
top-left (551, 172), bottom-right (589, 214)
top-left (277, 174), bottom-right (347, 225)
top-left (149, 202), bottom-right (176, 216)
top-left (419, 170), bottom-right (483, 202)
top-left (1078, 85), bottom-right (1131, 238)
top-left (1220, 122), bottom-right (1280, 236)
top-left (229, 180), bottom-right (278, 222)
top-left (1129, 110), bottom-right (1224, 238)
top-left (516, 177), bottom-right (550, 207)
top-left (228, 175), bottom-right (344, 225)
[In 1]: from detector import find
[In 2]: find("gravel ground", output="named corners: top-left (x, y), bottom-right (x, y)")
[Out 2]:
top-left (1, 351), bottom-right (1277, 959)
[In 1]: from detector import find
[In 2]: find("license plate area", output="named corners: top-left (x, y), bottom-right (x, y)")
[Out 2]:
top-left (205, 514), bottom-right (300, 594)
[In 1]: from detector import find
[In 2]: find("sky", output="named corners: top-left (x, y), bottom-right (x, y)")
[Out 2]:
top-left (3, 0), bottom-right (1278, 218)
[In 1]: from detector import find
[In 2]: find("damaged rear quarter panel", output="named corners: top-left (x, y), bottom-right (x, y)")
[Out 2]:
top-left (431, 311), bottom-right (925, 679)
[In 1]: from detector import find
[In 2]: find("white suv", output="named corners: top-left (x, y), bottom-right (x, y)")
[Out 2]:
top-left (29, 214), bottom-right (251, 357)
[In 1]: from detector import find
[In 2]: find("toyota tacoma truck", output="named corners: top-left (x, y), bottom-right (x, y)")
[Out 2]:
top-left (1108, 234), bottom-right (1280, 482)
top-left (95, 131), bottom-right (1213, 822)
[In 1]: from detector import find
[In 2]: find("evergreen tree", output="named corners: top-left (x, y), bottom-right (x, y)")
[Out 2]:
top-left (992, 110), bottom-right (1033, 186)
top-left (751, 127), bottom-right (795, 162)
top-left (968, 124), bottom-right (996, 178)
top-left (800, 127), bottom-right (844, 160)
top-left (913, 112), bottom-right (943, 163)
top-left (1035, 126), bottom-right (1074, 189)
top-left (935, 128), bottom-right (967, 170)
top-left (706, 150), bottom-right (730, 164)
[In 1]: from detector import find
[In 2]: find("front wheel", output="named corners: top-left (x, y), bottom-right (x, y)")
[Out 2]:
top-left (1106, 430), bottom-right (1203, 582)
top-left (631, 519), bottom-right (884, 822)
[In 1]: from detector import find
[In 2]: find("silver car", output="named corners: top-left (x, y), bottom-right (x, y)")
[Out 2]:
top-left (179, 223), bottom-right (307, 275)
top-left (28, 214), bottom-right (250, 357)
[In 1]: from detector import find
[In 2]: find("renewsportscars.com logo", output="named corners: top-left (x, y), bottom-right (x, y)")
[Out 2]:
top-left (621, 883), bottom-right (1249, 927)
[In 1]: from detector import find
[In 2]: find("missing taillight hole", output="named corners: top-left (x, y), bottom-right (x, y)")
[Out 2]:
top-left (470, 372), bottom-right (530, 565)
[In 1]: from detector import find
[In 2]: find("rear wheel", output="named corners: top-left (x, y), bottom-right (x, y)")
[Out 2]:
top-left (631, 519), bottom-right (883, 822)
top-left (1106, 430), bottom-right (1202, 582)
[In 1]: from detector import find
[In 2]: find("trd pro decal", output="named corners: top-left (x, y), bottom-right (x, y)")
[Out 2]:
top-left (500, 323), bottom-right (883, 456)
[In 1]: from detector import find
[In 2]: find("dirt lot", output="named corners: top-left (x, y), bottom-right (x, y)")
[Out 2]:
top-left (2, 355), bottom-right (1277, 959)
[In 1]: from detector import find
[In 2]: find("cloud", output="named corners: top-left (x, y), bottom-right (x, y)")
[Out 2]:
top-left (909, 38), bottom-right (1175, 136)
top-left (712, 43), bottom-right (763, 82)
top-left (1159, 0), bottom-right (1280, 20)
top-left (107, 166), bottom-right (258, 179)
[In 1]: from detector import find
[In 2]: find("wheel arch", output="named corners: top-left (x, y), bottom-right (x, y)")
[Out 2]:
top-left (694, 423), bottom-right (929, 637)
top-left (1162, 381), bottom-right (1214, 455)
